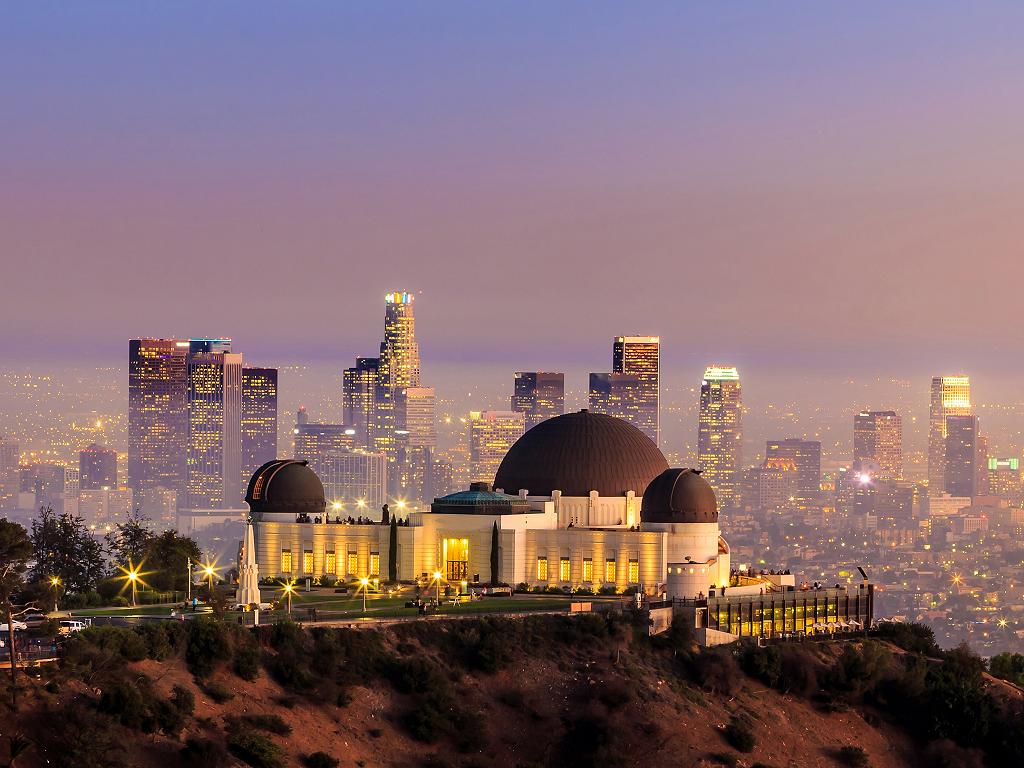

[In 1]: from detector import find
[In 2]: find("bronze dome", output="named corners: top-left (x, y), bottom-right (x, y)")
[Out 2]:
top-left (640, 468), bottom-right (718, 524)
top-left (493, 410), bottom-right (668, 497)
top-left (245, 459), bottom-right (326, 517)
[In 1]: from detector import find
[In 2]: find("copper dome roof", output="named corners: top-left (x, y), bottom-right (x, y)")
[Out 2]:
top-left (245, 459), bottom-right (326, 516)
top-left (640, 468), bottom-right (718, 524)
top-left (493, 410), bottom-right (668, 497)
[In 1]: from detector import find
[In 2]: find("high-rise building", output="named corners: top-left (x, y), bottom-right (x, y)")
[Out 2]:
top-left (765, 438), bottom-right (821, 498)
top-left (128, 339), bottom-right (190, 509)
top-left (343, 357), bottom-right (379, 448)
top-left (393, 387), bottom-right (438, 504)
top-left (588, 372), bottom-right (643, 424)
top-left (0, 436), bottom-right (19, 511)
top-left (373, 292), bottom-right (421, 458)
top-left (511, 372), bottom-right (565, 430)
top-left (757, 456), bottom-right (798, 511)
top-left (241, 367), bottom-right (278, 485)
top-left (928, 375), bottom-right (971, 496)
top-left (697, 365), bottom-right (743, 508)
top-left (186, 344), bottom-right (243, 509)
top-left (469, 411), bottom-right (525, 484)
top-left (314, 449), bottom-right (389, 515)
top-left (79, 443), bottom-right (117, 490)
top-left (987, 457), bottom-right (1022, 500)
top-left (944, 414), bottom-right (980, 498)
top-left (853, 411), bottom-right (903, 480)
top-left (294, 421), bottom-right (356, 460)
top-left (612, 336), bottom-right (660, 445)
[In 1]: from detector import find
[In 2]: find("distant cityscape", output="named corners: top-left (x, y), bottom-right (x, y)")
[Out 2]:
top-left (1, 292), bottom-right (1022, 653)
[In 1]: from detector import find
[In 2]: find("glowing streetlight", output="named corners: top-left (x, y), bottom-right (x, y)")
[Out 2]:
top-left (359, 576), bottom-right (370, 613)
top-left (127, 568), bottom-right (139, 606)
top-left (201, 560), bottom-right (218, 601)
top-left (281, 581), bottom-right (295, 615)
top-left (332, 502), bottom-right (342, 511)
top-left (356, 499), bottom-right (367, 509)
top-left (49, 576), bottom-right (60, 612)
top-left (432, 570), bottom-right (443, 603)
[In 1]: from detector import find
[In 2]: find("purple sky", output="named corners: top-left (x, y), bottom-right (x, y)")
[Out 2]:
top-left (3, 2), bottom-right (1024, 378)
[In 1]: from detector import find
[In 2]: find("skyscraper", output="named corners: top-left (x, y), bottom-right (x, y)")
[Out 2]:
top-left (588, 372), bottom-right (643, 425)
top-left (294, 421), bottom-right (356, 460)
top-left (944, 414), bottom-right (980, 497)
top-left (186, 344), bottom-right (243, 509)
top-left (0, 436), bottom-right (19, 511)
top-left (511, 372), bottom-right (565, 430)
top-left (373, 292), bottom-right (421, 458)
top-left (853, 411), bottom-right (903, 480)
top-left (393, 386), bottom-right (438, 503)
top-left (697, 365), bottom-right (742, 508)
top-left (928, 376), bottom-right (971, 496)
top-left (469, 410), bottom-right (525, 484)
top-left (765, 438), bottom-right (821, 498)
top-left (241, 367), bottom-right (278, 485)
top-left (314, 448), bottom-right (389, 514)
top-left (128, 339), bottom-right (190, 510)
top-left (612, 336), bottom-right (660, 445)
top-left (342, 357), bottom-right (379, 448)
top-left (79, 443), bottom-right (117, 490)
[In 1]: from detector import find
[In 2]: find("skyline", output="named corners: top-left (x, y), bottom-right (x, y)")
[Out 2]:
top-left (5, 3), bottom-right (1024, 372)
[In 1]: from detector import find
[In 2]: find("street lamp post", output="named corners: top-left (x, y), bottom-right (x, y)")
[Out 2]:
top-left (128, 569), bottom-right (138, 607)
top-left (203, 565), bottom-right (216, 601)
top-left (49, 576), bottom-right (60, 613)
top-left (283, 582), bottom-right (294, 616)
top-left (433, 570), bottom-right (442, 603)
top-left (187, 560), bottom-right (192, 602)
top-left (359, 576), bottom-right (369, 613)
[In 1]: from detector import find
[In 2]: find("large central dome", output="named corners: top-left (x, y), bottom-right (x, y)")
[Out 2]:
top-left (494, 410), bottom-right (669, 497)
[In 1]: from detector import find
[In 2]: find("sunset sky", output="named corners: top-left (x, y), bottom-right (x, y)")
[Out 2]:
top-left (4, 2), bottom-right (1024, 378)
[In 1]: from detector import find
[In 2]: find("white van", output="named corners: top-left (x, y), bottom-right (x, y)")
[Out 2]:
top-left (58, 620), bottom-right (86, 635)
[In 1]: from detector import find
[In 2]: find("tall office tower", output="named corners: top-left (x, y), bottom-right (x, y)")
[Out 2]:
top-left (757, 456), bottom-right (798, 511)
top-left (293, 421), bottom-right (356, 460)
top-left (697, 365), bottom-right (743, 508)
top-left (511, 372), bottom-right (565, 430)
top-left (241, 367), bottom-right (278, 485)
top-left (588, 372), bottom-right (644, 424)
top-left (79, 443), bottom-right (117, 490)
top-left (314, 448), bottom-right (389, 514)
top-left (612, 336), bottom-right (660, 445)
top-left (928, 375), bottom-right (971, 496)
top-left (343, 357), bottom-right (379, 448)
top-left (944, 415), bottom-right (980, 497)
top-left (987, 457), bottom-right (1022, 499)
top-left (469, 410), bottom-right (525, 484)
top-left (186, 343), bottom-right (243, 508)
top-left (0, 435), bottom-right (18, 511)
top-left (296, 406), bottom-right (309, 426)
top-left (765, 438), bottom-right (821, 498)
top-left (393, 387), bottom-right (438, 503)
top-left (128, 339), bottom-right (190, 510)
top-left (373, 292), bottom-right (422, 458)
top-left (853, 411), bottom-right (903, 480)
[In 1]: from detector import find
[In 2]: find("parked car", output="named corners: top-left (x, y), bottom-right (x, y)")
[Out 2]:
top-left (22, 613), bottom-right (48, 626)
top-left (58, 620), bottom-right (86, 635)
top-left (0, 621), bottom-right (28, 632)
top-left (231, 602), bottom-right (273, 611)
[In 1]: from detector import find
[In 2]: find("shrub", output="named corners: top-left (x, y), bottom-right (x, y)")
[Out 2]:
top-left (181, 737), bottom-right (231, 766)
top-left (303, 753), bottom-right (340, 768)
top-left (694, 647), bottom-right (742, 695)
top-left (203, 680), bottom-right (235, 703)
top-left (186, 617), bottom-right (231, 678)
top-left (872, 622), bottom-right (940, 656)
top-left (171, 684), bottom-right (195, 715)
top-left (233, 643), bottom-right (261, 681)
top-left (241, 713), bottom-right (292, 736)
top-left (336, 689), bottom-right (353, 707)
top-left (152, 696), bottom-right (187, 735)
top-left (836, 745), bottom-right (869, 767)
top-left (78, 625), bottom-right (148, 661)
top-left (227, 730), bottom-right (285, 768)
top-left (723, 716), bottom-right (756, 753)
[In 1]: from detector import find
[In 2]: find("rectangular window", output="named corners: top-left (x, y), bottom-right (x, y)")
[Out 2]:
top-left (582, 558), bottom-right (593, 582)
top-left (605, 559), bottom-right (616, 583)
top-left (303, 550), bottom-right (313, 574)
top-left (559, 558), bottom-right (570, 582)
top-left (628, 559), bottom-right (639, 584)
top-left (281, 550), bottom-right (292, 573)
top-left (537, 557), bottom-right (548, 581)
top-left (347, 552), bottom-right (358, 576)
top-left (370, 553), bottom-right (380, 576)
top-left (325, 551), bottom-right (336, 575)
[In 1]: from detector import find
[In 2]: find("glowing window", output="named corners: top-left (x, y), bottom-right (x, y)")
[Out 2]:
top-left (628, 559), bottom-right (639, 583)
top-left (582, 558), bottom-right (593, 582)
top-left (303, 550), bottom-right (313, 573)
top-left (325, 551), bottom-right (337, 575)
top-left (281, 550), bottom-right (292, 573)
top-left (605, 559), bottom-right (616, 583)
top-left (347, 552), bottom-right (358, 575)
top-left (370, 553), bottom-right (380, 576)
top-left (537, 557), bottom-right (548, 581)
top-left (560, 558), bottom-right (570, 582)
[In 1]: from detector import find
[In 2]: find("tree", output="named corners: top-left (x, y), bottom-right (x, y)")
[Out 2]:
top-left (144, 531), bottom-right (201, 592)
top-left (490, 522), bottom-right (500, 586)
top-left (388, 517), bottom-right (398, 582)
top-left (29, 507), bottom-right (105, 594)
top-left (0, 519), bottom-right (33, 707)
top-left (105, 509), bottom-right (154, 570)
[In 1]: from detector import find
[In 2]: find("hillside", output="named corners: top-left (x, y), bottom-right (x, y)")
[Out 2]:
top-left (3, 615), bottom-right (1021, 768)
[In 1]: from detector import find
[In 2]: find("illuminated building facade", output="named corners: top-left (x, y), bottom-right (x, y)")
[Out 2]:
top-left (342, 357), bottom-right (379, 448)
top-left (315, 449), bottom-right (388, 514)
top-left (186, 344), bottom-right (243, 509)
top-left (241, 367), bottom-right (278, 485)
top-left (588, 372), bottom-right (643, 425)
top-left (928, 375), bottom-right (971, 496)
top-left (511, 372), bottom-right (565, 430)
top-left (79, 443), bottom-right (117, 490)
top-left (468, 410), bottom-right (525, 483)
top-left (393, 387), bottom-right (438, 504)
top-left (294, 421), bottom-right (356, 460)
top-left (612, 336), bottom-right (660, 445)
top-left (697, 365), bottom-right (742, 509)
top-left (988, 457), bottom-right (1022, 500)
top-left (373, 292), bottom-right (421, 458)
top-left (944, 414), bottom-right (980, 497)
top-left (765, 438), bottom-right (821, 498)
top-left (757, 456), bottom-right (799, 511)
top-left (853, 411), bottom-right (903, 480)
top-left (0, 435), bottom-right (17, 511)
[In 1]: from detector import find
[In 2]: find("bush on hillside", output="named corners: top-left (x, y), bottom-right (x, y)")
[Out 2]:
top-left (227, 730), bottom-right (285, 768)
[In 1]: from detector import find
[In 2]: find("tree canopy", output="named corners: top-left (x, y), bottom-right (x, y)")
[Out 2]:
top-left (30, 507), bottom-right (106, 594)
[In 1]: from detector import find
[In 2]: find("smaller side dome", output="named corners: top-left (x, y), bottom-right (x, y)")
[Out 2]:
top-left (245, 459), bottom-right (326, 517)
top-left (641, 468), bottom-right (718, 524)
